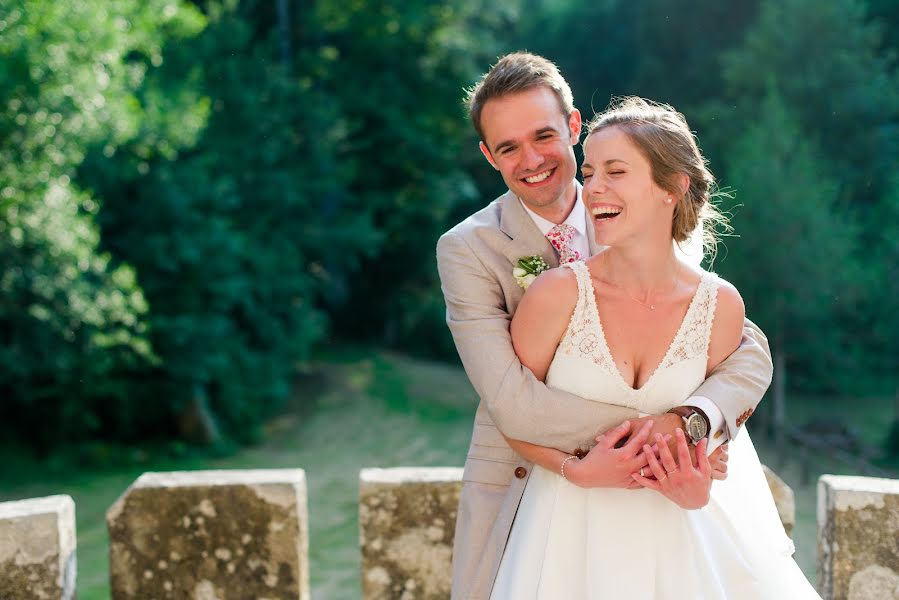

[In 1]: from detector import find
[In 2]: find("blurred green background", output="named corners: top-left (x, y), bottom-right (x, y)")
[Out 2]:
top-left (1, 0), bottom-right (898, 597)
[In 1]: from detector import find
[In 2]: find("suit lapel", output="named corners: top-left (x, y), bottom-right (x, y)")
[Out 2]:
top-left (498, 191), bottom-right (559, 269)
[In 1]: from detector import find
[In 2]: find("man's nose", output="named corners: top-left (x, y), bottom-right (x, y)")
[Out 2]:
top-left (521, 144), bottom-right (544, 170)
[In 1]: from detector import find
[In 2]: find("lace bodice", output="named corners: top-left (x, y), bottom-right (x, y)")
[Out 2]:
top-left (546, 261), bottom-right (718, 413)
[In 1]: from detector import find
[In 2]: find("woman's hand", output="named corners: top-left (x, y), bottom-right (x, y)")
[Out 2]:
top-left (565, 420), bottom-right (654, 489)
top-left (631, 428), bottom-right (712, 509)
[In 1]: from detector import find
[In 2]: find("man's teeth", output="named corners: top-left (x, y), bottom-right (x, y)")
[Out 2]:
top-left (524, 170), bottom-right (551, 184)
top-left (592, 207), bottom-right (623, 217)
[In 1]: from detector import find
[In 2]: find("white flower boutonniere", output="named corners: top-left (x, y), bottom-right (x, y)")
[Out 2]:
top-left (513, 255), bottom-right (550, 290)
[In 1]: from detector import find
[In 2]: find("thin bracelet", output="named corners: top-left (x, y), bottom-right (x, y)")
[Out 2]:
top-left (560, 455), bottom-right (578, 481)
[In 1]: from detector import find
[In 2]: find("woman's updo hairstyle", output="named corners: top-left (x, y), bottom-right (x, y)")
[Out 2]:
top-left (585, 96), bottom-right (729, 259)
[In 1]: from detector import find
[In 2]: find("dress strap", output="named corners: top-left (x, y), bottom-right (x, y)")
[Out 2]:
top-left (660, 271), bottom-right (719, 370)
top-left (555, 262), bottom-right (619, 376)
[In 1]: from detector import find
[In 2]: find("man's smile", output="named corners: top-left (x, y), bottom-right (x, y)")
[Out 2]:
top-left (521, 167), bottom-right (555, 186)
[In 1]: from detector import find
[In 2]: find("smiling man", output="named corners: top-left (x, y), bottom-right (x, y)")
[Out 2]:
top-left (435, 52), bottom-right (774, 600)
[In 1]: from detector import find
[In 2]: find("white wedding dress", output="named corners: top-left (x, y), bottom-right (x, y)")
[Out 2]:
top-left (491, 261), bottom-right (821, 599)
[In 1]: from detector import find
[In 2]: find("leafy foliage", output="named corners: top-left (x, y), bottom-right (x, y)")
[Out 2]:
top-left (717, 90), bottom-right (862, 390)
top-left (1, 0), bottom-right (897, 451)
top-left (317, 1), bottom-right (516, 353)
top-left (0, 0), bottom-right (202, 446)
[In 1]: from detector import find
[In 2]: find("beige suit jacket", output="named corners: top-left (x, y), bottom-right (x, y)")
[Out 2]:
top-left (436, 189), bottom-right (774, 600)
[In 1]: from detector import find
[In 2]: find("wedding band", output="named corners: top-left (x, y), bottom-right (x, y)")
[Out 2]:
top-left (667, 467), bottom-right (679, 475)
top-left (658, 474), bottom-right (667, 482)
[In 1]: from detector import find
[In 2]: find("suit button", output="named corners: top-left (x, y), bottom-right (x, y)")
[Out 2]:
top-left (514, 466), bottom-right (527, 479)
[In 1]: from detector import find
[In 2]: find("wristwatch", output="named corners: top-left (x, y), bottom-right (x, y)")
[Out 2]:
top-left (667, 406), bottom-right (710, 445)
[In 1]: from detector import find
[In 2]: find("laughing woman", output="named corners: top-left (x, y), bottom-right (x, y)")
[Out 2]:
top-left (490, 97), bottom-right (821, 599)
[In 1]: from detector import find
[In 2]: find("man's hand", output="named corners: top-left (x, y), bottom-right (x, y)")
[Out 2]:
top-left (566, 420), bottom-right (654, 489)
top-left (631, 429), bottom-right (712, 509)
top-left (709, 443), bottom-right (728, 481)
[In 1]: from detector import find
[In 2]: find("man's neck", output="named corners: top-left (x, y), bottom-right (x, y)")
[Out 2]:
top-left (523, 180), bottom-right (578, 224)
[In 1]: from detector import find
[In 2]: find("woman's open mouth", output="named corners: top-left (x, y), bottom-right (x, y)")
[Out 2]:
top-left (592, 206), bottom-right (622, 221)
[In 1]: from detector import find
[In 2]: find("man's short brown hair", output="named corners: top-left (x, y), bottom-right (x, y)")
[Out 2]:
top-left (465, 52), bottom-right (575, 142)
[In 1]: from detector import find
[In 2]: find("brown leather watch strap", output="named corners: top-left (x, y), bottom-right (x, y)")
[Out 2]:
top-left (667, 405), bottom-right (711, 433)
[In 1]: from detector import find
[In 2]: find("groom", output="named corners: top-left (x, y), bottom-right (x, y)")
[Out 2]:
top-left (436, 52), bottom-right (773, 599)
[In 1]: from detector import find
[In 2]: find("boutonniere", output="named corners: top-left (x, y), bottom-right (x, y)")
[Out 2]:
top-left (513, 255), bottom-right (549, 290)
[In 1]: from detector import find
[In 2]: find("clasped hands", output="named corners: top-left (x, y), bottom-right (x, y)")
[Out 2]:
top-left (563, 415), bottom-right (728, 510)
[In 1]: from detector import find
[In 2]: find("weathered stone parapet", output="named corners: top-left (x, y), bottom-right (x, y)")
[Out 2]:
top-left (0, 494), bottom-right (76, 600)
top-left (107, 469), bottom-right (309, 599)
top-left (817, 475), bottom-right (899, 600)
top-left (762, 464), bottom-right (796, 537)
top-left (360, 467), bottom-right (463, 600)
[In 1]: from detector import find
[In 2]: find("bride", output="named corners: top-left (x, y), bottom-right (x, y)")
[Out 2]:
top-left (490, 97), bottom-right (821, 599)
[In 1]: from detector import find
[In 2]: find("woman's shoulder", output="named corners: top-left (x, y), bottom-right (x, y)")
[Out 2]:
top-left (526, 263), bottom-right (580, 296)
top-left (710, 273), bottom-right (745, 320)
top-left (678, 262), bottom-right (744, 316)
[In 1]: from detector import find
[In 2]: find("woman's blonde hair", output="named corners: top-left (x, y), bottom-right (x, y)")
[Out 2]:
top-left (585, 96), bottom-right (730, 260)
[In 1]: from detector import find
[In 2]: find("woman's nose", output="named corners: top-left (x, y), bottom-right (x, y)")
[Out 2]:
top-left (584, 175), bottom-right (605, 195)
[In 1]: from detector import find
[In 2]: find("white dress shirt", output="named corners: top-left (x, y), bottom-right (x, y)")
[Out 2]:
top-left (520, 191), bottom-right (727, 453)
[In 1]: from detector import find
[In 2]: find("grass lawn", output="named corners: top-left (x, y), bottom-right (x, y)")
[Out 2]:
top-left (2, 344), bottom-right (890, 597)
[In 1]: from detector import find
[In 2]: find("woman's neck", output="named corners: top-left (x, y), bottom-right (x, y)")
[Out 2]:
top-left (598, 240), bottom-right (680, 297)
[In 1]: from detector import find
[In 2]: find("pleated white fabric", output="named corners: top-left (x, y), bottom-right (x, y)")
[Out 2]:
top-left (490, 262), bottom-right (820, 599)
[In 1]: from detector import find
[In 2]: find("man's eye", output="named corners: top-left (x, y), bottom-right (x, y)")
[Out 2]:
top-left (582, 173), bottom-right (593, 180)
top-left (501, 147), bottom-right (516, 155)
top-left (609, 170), bottom-right (624, 175)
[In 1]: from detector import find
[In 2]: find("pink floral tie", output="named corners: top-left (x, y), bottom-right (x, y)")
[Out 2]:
top-left (546, 224), bottom-right (582, 264)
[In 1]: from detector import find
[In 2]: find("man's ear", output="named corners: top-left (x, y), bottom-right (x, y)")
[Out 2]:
top-left (479, 141), bottom-right (499, 171)
top-left (568, 108), bottom-right (582, 145)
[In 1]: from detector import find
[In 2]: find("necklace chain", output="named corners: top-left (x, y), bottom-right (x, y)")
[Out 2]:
top-left (604, 259), bottom-right (679, 311)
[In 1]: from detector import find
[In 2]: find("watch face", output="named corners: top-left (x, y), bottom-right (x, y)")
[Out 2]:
top-left (687, 415), bottom-right (708, 441)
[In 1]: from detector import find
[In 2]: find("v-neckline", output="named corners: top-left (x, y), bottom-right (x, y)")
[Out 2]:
top-left (580, 264), bottom-right (708, 393)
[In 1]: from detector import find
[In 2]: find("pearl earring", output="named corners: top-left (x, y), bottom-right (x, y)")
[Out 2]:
top-left (665, 197), bottom-right (673, 204)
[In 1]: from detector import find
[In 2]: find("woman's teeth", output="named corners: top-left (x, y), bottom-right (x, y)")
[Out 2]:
top-left (592, 206), bottom-right (622, 220)
top-left (524, 170), bottom-right (552, 184)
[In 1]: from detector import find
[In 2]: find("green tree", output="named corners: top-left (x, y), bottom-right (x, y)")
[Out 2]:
top-left (0, 0), bottom-right (201, 447)
top-left (315, 1), bottom-right (517, 355)
top-left (718, 89), bottom-right (861, 397)
top-left (715, 0), bottom-right (899, 204)
top-left (80, 0), bottom-right (373, 443)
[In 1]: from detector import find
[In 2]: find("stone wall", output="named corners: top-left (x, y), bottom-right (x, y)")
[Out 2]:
top-left (107, 469), bottom-right (309, 599)
top-left (0, 495), bottom-right (76, 600)
top-left (359, 468), bottom-right (462, 600)
top-left (6, 466), bottom-right (899, 599)
top-left (818, 475), bottom-right (899, 600)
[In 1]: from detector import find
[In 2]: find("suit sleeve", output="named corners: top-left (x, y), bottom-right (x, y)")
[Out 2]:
top-left (436, 231), bottom-right (638, 451)
top-left (690, 318), bottom-right (773, 440)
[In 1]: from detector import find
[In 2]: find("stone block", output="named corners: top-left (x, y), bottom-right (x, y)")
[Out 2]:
top-left (817, 475), bottom-right (899, 600)
top-left (360, 467), bottom-right (463, 600)
top-left (762, 464), bottom-right (796, 537)
top-left (0, 494), bottom-right (76, 600)
top-left (107, 469), bottom-right (308, 599)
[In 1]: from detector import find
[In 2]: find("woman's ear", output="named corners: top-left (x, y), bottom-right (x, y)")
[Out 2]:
top-left (677, 173), bottom-right (690, 198)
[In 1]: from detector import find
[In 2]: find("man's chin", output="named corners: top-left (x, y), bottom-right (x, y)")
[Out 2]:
top-left (517, 188), bottom-right (564, 210)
